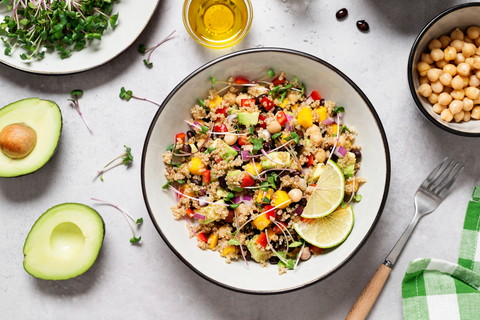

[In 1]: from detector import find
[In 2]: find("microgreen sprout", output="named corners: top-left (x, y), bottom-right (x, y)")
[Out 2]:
top-left (91, 198), bottom-right (142, 244)
top-left (93, 145), bottom-right (133, 180)
top-left (119, 87), bottom-right (161, 107)
top-left (138, 30), bottom-right (175, 67)
top-left (210, 76), bottom-right (216, 88)
top-left (68, 89), bottom-right (92, 133)
top-left (268, 69), bottom-right (275, 78)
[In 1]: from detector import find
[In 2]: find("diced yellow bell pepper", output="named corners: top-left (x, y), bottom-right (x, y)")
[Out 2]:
top-left (222, 245), bottom-right (236, 256)
top-left (328, 124), bottom-right (338, 137)
top-left (181, 185), bottom-right (195, 197)
top-left (208, 234), bottom-right (218, 249)
top-left (274, 190), bottom-right (292, 209)
top-left (245, 162), bottom-right (263, 176)
top-left (188, 157), bottom-right (206, 175)
top-left (298, 107), bottom-right (313, 128)
top-left (253, 214), bottom-right (271, 231)
top-left (316, 107), bottom-right (327, 121)
top-left (209, 96), bottom-right (222, 108)
top-left (346, 178), bottom-right (360, 193)
top-left (266, 228), bottom-right (276, 240)
top-left (256, 188), bottom-right (274, 204)
top-left (291, 104), bottom-right (298, 112)
top-left (280, 98), bottom-right (290, 109)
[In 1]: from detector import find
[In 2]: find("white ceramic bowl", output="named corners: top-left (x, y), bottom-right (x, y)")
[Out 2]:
top-left (408, 3), bottom-right (480, 137)
top-left (142, 48), bottom-right (390, 294)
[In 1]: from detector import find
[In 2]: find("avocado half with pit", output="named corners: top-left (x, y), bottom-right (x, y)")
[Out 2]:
top-left (0, 98), bottom-right (62, 178)
top-left (23, 203), bottom-right (105, 280)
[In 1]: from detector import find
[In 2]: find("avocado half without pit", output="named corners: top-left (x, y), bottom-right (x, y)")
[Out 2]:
top-left (0, 98), bottom-right (62, 178)
top-left (23, 203), bottom-right (105, 280)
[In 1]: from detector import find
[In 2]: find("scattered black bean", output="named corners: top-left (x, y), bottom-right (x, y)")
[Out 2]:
top-left (183, 144), bottom-right (191, 153)
top-left (269, 256), bottom-right (280, 265)
top-left (295, 130), bottom-right (304, 139)
top-left (357, 20), bottom-right (369, 32)
top-left (274, 106), bottom-right (283, 114)
top-left (298, 198), bottom-right (307, 207)
top-left (351, 148), bottom-right (362, 160)
top-left (336, 8), bottom-right (348, 20)
top-left (186, 130), bottom-right (195, 139)
top-left (244, 248), bottom-right (251, 260)
top-left (291, 170), bottom-right (301, 177)
top-left (200, 146), bottom-right (207, 153)
top-left (191, 178), bottom-right (202, 186)
top-left (295, 145), bottom-right (303, 154)
top-left (263, 139), bottom-right (274, 151)
top-left (319, 98), bottom-right (325, 106)
top-left (218, 176), bottom-right (228, 189)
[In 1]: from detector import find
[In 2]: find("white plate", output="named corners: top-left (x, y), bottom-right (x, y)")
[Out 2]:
top-left (0, 0), bottom-right (160, 74)
top-left (142, 48), bottom-right (391, 294)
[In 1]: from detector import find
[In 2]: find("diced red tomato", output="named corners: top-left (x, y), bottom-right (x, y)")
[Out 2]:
top-left (260, 96), bottom-right (274, 111)
top-left (272, 221), bottom-right (287, 234)
top-left (214, 124), bottom-right (228, 132)
top-left (241, 99), bottom-right (256, 108)
top-left (238, 135), bottom-right (249, 145)
top-left (256, 233), bottom-right (267, 248)
top-left (186, 208), bottom-right (194, 218)
top-left (241, 173), bottom-right (256, 188)
top-left (276, 111), bottom-right (287, 125)
top-left (310, 90), bottom-right (322, 101)
top-left (202, 170), bottom-right (211, 183)
top-left (235, 77), bottom-right (249, 84)
top-left (197, 232), bottom-right (208, 243)
top-left (264, 205), bottom-right (275, 220)
top-left (175, 133), bottom-right (186, 143)
top-left (257, 115), bottom-right (267, 129)
top-left (272, 76), bottom-right (286, 86)
top-left (307, 154), bottom-right (314, 166)
top-left (216, 107), bottom-right (227, 115)
top-left (308, 244), bottom-right (324, 256)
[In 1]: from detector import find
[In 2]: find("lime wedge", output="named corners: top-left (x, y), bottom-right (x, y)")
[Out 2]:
top-left (302, 159), bottom-right (345, 218)
top-left (294, 205), bottom-right (354, 248)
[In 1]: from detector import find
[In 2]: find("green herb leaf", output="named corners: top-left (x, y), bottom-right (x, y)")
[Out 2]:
top-left (70, 89), bottom-right (83, 96)
top-left (332, 134), bottom-right (337, 138)
top-left (138, 44), bottom-right (146, 54)
top-left (198, 99), bottom-right (205, 108)
top-left (204, 147), bottom-right (215, 154)
top-left (267, 174), bottom-right (277, 190)
top-left (334, 106), bottom-right (345, 113)
top-left (122, 145), bottom-right (133, 165)
top-left (136, 218), bottom-right (143, 224)
top-left (166, 144), bottom-right (174, 151)
top-left (268, 69), bottom-right (275, 78)
top-left (210, 76), bottom-right (215, 88)
top-left (230, 203), bottom-right (240, 209)
top-left (249, 126), bottom-right (255, 135)
top-left (271, 132), bottom-right (283, 140)
top-left (228, 239), bottom-right (240, 246)
top-left (143, 59), bottom-right (153, 67)
top-left (162, 181), bottom-right (171, 189)
top-left (200, 125), bottom-right (208, 134)
top-left (130, 236), bottom-right (141, 243)
top-left (250, 137), bottom-right (264, 154)
top-left (170, 162), bottom-right (181, 168)
top-left (227, 192), bottom-right (235, 199)
top-left (178, 179), bottom-right (185, 184)
top-left (301, 82), bottom-right (306, 97)
top-left (293, 76), bottom-right (298, 85)
top-left (341, 201), bottom-right (347, 209)
top-left (284, 132), bottom-right (299, 144)
top-left (354, 194), bottom-right (362, 202)
top-left (289, 241), bottom-right (303, 248)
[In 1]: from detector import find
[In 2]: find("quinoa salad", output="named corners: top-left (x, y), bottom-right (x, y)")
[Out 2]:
top-left (162, 71), bottom-right (366, 274)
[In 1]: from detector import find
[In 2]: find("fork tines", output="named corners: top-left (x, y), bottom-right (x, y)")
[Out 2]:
top-left (422, 157), bottom-right (464, 198)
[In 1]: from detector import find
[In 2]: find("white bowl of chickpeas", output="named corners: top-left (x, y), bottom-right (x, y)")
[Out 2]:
top-left (409, 3), bottom-right (480, 136)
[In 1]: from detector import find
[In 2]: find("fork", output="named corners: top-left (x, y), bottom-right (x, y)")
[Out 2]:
top-left (345, 158), bottom-right (464, 320)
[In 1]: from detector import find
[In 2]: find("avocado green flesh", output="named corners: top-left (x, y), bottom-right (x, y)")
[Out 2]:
top-left (23, 203), bottom-right (105, 280)
top-left (247, 235), bottom-right (270, 262)
top-left (0, 98), bottom-right (62, 178)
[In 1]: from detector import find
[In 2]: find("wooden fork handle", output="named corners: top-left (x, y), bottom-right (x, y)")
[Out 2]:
top-left (345, 263), bottom-right (392, 320)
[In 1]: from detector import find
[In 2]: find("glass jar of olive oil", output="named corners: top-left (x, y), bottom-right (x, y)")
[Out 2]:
top-left (183, 0), bottom-right (253, 49)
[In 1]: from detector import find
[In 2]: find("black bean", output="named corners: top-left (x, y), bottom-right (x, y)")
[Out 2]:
top-left (295, 145), bottom-right (303, 154)
top-left (263, 139), bottom-right (274, 151)
top-left (269, 256), bottom-right (280, 265)
top-left (351, 149), bottom-right (362, 160)
top-left (291, 170), bottom-right (301, 177)
top-left (183, 144), bottom-right (191, 153)
top-left (200, 147), bottom-right (207, 153)
top-left (299, 198), bottom-right (307, 207)
top-left (274, 106), bottom-right (283, 114)
top-left (191, 178), bottom-right (202, 186)
top-left (256, 93), bottom-right (268, 105)
top-left (186, 130), bottom-right (195, 139)
top-left (218, 176), bottom-right (228, 189)
top-left (295, 130), bottom-right (304, 139)
top-left (244, 248), bottom-right (251, 260)
top-left (357, 20), bottom-right (369, 32)
top-left (336, 8), bottom-right (348, 20)
top-left (320, 98), bottom-right (325, 106)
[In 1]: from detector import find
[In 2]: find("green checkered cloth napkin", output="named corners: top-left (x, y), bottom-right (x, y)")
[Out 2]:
top-left (402, 186), bottom-right (480, 320)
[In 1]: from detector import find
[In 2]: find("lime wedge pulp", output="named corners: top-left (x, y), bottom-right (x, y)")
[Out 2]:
top-left (294, 205), bottom-right (354, 248)
top-left (302, 159), bottom-right (345, 219)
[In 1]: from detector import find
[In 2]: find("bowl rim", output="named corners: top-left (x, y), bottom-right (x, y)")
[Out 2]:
top-left (141, 47), bottom-right (391, 294)
top-left (407, 2), bottom-right (480, 137)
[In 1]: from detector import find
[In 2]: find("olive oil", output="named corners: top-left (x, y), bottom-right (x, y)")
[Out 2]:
top-left (186, 0), bottom-right (251, 48)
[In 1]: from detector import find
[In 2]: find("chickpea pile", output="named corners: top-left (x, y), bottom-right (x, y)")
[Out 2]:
top-left (416, 26), bottom-right (480, 122)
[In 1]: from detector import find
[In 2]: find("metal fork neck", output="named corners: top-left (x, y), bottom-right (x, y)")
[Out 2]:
top-left (384, 213), bottom-right (421, 268)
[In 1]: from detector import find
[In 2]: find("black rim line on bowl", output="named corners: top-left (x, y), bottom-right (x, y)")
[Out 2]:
top-left (407, 2), bottom-right (480, 137)
top-left (141, 47), bottom-right (391, 295)
top-left (0, 0), bottom-right (161, 76)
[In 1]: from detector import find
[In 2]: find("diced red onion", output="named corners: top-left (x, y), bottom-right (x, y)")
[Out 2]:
top-left (184, 216), bottom-right (196, 235)
top-left (227, 114), bottom-right (237, 122)
top-left (233, 195), bottom-right (253, 204)
top-left (231, 145), bottom-right (240, 151)
top-left (241, 150), bottom-right (252, 161)
top-left (193, 213), bottom-right (206, 220)
top-left (334, 146), bottom-right (347, 158)
top-left (285, 121), bottom-right (292, 132)
top-left (322, 117), bottom-right (335, 125)
top-left (286, 113), bottom-right (294, 122)
top-left (305, 97), bottom-right (314, 105)
top-left (292, 206), bottom-right (304, 215)
top-left (199, 188), bottom-right (207, 196)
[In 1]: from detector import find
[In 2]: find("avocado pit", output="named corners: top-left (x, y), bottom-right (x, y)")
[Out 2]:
top-left (0, 123), bottom-right (37, 159)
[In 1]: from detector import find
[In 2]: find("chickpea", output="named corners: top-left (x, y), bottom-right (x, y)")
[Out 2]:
top-left (431, 80), bottom-right (444, 93)
top-left (449, 100), bottom-right (464, 114)
top-left (477, 47), bottom-right (480, 56)
top-left (439, 73), bottom-right (453, 86)
top-left (464, 111), bottom-right (471, 122)
top-left (338, 135), bottom-right (347, 148)
top-left (453, 110), bottom-right (465, 122)
top-left (451, 89), bottom-right (465, 100)
top-left (305, 125), bottom-right (320, 136)
top-left (235, 93), bottom-right (250, 106)
top-left (267, 120), bottom-right (282, 134)
top-left (465, 36), bottom-right (473, 44)
top-left (439, 35), bottom-right (452, 48)
top-left (438, 92), bottom-right (453, 105)
top-left (457, 62), bottom-right (471, 76)
top-left (430, 48), bottom-right (444, 61)
top-left (444, 46), bottom-right (457, 61)
top-left (451, 75), bottom-right (464, 89)
top-left (286, 93), bottom-right (299, 103)
top-left (433, 103), bottom-right (446, 114)
top-left (441, 108), bottom-right (454, 122)
top-left (288, 189), bottom-right (303, 203)
top-left (418, 83), bottom-right (432, 97)
top-left (420, 76), bottom-right (430, 85)
top-left (427, 68), bottom-right (442, 82)
top-left (428, 93), bottom-right (439, 104)
top-left (466, 57), bottom-right (475, 67)
top-left (461, 75), bottom-right (469, 87)
top-left (421, 53), bottom-right (434, 64)
top-left (454, 53), bottom-right (466, 65)
top-left (444, 86), bottom-right (454, 94)
top-left (476, 70), bottom-right (480, 79)
top-left (463, 97), bottom-right (474, 111)
top-left (451, 40), bottom-right (465, 52)
top-left (224, 133), bottom-right (238, 145)
top-left (473, 97), bottom-right (480, 105)
top-left (300, 247), bottom-right (311, 261)
top-left (472, 106), bottom-right (480, 119)
top-left (451, 28), bottom-right (465, 41)
top-left (463, 43), bottom-right (477, 57)
top-left (473, 56), bottom-right (480, 69)
top-left (428, 39), bottom-right (442, 50)
top-left (475, 37), bottom-right (480, 47)
top-left (310, 132), bottom-right (323, 146)
top-left (443, 64), bottom-right (457, 76)
top-left (467, 26), bottom-right (480, 40)
top-left (469, 75), bottom-right (480, 87)
top-left (314, 149), bottom-right (327, 163)
top-left (436, 59), bottom-right (448, 68)
top-left (465, 86), bottom-right (480, 100)
top-left (416, 61), bottom-right (431, 76)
